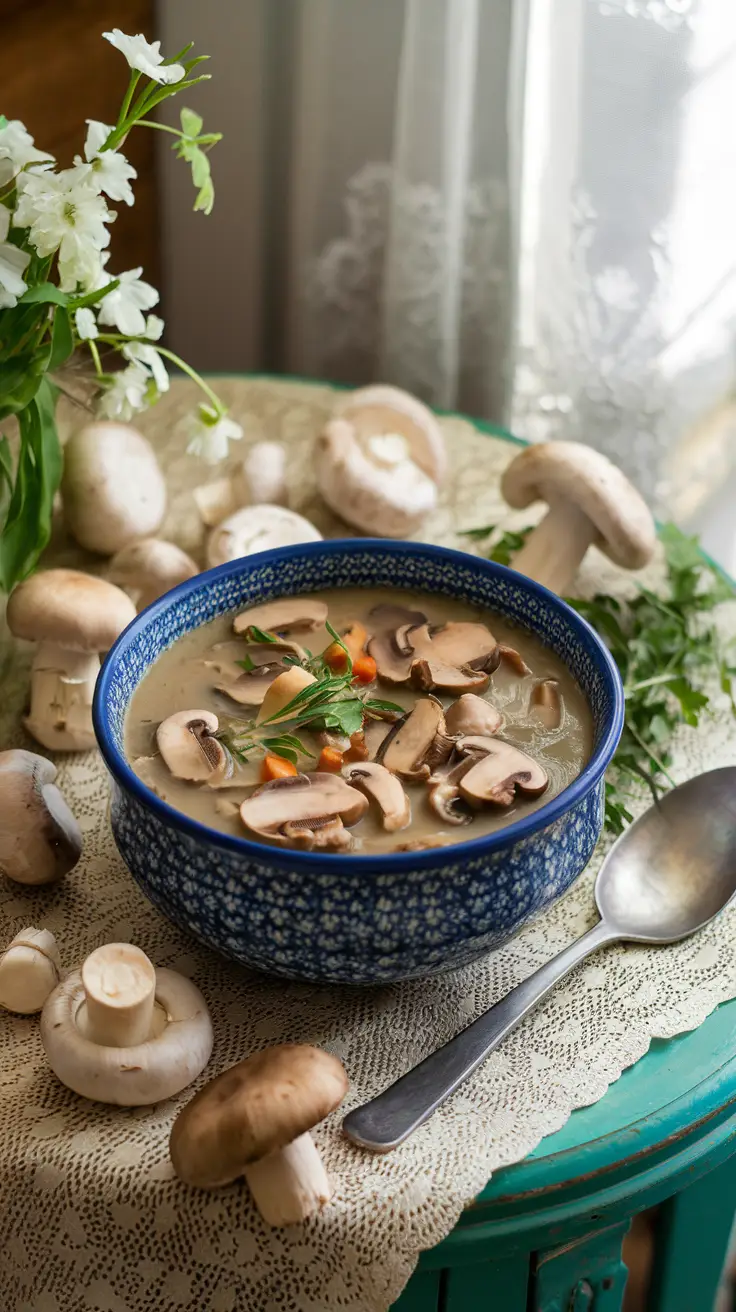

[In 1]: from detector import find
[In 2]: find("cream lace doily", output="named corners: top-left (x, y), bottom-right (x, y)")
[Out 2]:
top-left (2, 378), bottom-right (736, 1312)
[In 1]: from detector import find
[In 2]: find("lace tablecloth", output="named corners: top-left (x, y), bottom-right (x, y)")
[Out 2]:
top-left (2, 377), bottom-right (736, 1312)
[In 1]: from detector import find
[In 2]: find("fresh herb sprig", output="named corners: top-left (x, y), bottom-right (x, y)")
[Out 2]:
top-left (466, 521), bottom-right (736, 834)
top-left (221, 620), bottom-right (403, 764)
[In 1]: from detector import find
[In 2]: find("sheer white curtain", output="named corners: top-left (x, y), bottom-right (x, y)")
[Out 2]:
top-left (159, 0), bottom-right (736, 511)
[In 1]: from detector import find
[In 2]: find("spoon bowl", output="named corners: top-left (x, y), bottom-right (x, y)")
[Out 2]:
top-left (597, 768), bottom-right (736, 942)
top-left (345, 767), bottom-right (736, 1151)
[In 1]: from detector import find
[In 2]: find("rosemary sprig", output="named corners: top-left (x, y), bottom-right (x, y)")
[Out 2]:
top-left (223, 620), bottom-right (403, 762)
top-left (466, 521), bottom-right (736, 834)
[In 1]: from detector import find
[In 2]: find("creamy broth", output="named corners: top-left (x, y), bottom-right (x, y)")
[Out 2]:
top-left (125, 588), bottom-right (593, 854)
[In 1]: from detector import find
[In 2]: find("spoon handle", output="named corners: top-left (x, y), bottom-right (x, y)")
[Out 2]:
top-left (343, 919), bottom-right (618, 1152)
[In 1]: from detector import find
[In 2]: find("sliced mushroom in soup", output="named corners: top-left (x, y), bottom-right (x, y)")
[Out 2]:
top-left (124, 586), bottom-right (593, 853)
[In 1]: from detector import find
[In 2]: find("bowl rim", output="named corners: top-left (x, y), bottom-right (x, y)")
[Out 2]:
top-left (94, 538), bottom-right (624, 873)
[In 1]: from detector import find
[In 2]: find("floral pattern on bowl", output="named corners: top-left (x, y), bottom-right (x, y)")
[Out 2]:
top-left (94, 540), bottom-right (623, 984)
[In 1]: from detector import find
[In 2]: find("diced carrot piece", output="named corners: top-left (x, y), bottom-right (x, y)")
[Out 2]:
top-left (344, 731), bottom-right (369, 762)
top-left (323, 641), bottom-right (350, 672)
top-left (352, 655), bottom-right (377, 684)
top-left (317, 745), bottom-right (344, 773)
top-left (260, 753), bottom-right (298, 783)
top-left (343, 621), bottom-right (368, 661)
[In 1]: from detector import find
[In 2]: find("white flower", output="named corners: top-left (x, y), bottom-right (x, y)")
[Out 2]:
top-left (122, 340), bottom-right (169, 393)
top-left (75, 307), bottom-right (98, 340)
top-left (96, 266), bottom-right (159, 336)
top-left (70, 121), bottom-right (137, 206)
top-left (98, 362), bottom-right (152, 421)
top-left (186, 405), bottom-right (243, 464)
top-left (0, 203), bottom-right (30, 309)
top-left (0, 119), bottom-right (54, 187)
top-left (13, 170), bottom-right (114, 291)
top-left (103, 30), bottom-right (185, 84)
top-left (143, 313), bottom-right (164, 341)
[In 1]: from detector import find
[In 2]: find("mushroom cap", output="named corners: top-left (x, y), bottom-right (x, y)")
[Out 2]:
top-left (336, 384), bottom-right (447, 485)
top-left (0, 749), bottom-right (83, 885)
top-left (457, 736), bottom-right (548, 806)
top-left (239, 772), bottom-right (368, 847)
top-left (206, 505), bottom-right (322, 568)
top-left (7, 569), bottom-right (136, 651)
top-left (61, 421), bottom-right (166, 555)
top-left (342, 762), bottom-right (411, 832)
top-left (379, 698), bottom-right (450, 780)
top-left (501, 442), bottom-right (656, 571)
top-left (108, 538), bottom-right (198, 604)
top-left (233, 597), bottom-right (328, 637)
top-left (170, 1044), bottom-right (349, 1187)
top-left (316, 418), bottom-right (437, 538)
top-left (156, 710), bottom-right (232, 783)
top-left (41, 966), bottom-right (213, 1106)
top-left (444, 694), bottom-right (502, 738)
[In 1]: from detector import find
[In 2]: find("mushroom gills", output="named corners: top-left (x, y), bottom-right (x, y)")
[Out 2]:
top-left (342, 762), bottom-right (411, 832)
top-left (369, 619), bottom-right (498, 688)
top-left (239, 773), bottom-right (369, 849)
top-left (378, 699), bottom-right (450, 781)
top-left (233, 597), bottom-right (328, 636)
top-left (456, 736), bottom-right (549, 807)
top-left (157, 710), bottom-right (232, 784)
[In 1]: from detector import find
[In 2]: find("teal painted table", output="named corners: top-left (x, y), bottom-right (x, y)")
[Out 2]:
top-left (393, 998), bottom-right (736, 1311)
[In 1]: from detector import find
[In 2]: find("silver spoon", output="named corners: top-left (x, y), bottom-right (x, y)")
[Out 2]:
top-left (343, 767), bottom-right (736, 1152)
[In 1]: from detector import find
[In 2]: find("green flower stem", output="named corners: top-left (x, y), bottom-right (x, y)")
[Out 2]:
top-left (113, 72), bottom-right (141, 138)
top-left (135, 119), bottom-right (184, 137)
top-left (88, 339), bottom-right (104, 378)
top-left (95, 334), bottom-right (225, 413)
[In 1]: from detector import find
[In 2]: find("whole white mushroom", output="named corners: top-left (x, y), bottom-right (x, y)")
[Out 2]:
top-left (206, 505), bottom-right (322, 568)
top-left (315, 384), bottom-right (446, 537)
top-left (62, 422), bottom-right (166, 555)
top-left (41, 943), bottom-right (213, 1105)
top-left (194, 442), bottom-right (288, 528)
top-left (108, 538), bottom-right (199, 611)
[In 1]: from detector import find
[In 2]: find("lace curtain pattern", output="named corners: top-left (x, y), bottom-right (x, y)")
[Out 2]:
top-left (161, 0), bottom-right (736, 510)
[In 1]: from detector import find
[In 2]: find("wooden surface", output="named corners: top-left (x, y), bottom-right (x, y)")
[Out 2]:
top-left (0, 0), bottom-right (158, 284)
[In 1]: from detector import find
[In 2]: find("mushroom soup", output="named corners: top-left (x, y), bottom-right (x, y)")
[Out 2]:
top-left (125, 588), bottom-right (593, 854)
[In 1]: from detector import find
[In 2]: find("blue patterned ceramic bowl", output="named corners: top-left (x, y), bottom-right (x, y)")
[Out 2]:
top-left (94, 540), bottom-right (623, 985)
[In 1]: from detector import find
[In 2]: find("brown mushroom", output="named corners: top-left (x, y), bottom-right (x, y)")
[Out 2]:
top-left (410, 659), bottom-right (490, 694)
top-left (6, 569), bottom-right (136, 751)
top-left (108, 538), bottom-right (199, 611)
top-left (530, 679), bottom-right (563, 730)
top-left (216, 662), bottom-right (287, 708)
top-left (456, 737), bottom-right (548, 807)
top-left (444, 694), bottom-right (502, 738)
top-left (363, 719), bottom-right (393, 761)
top-left (342, 762), bottom-right (411, 831)
top-left (156, 710), bottom-right (232, 784)
top-left (239, 773), bottom-right (369, 850)
top-left (498, 645), bottom-right (532, 677)
top-left (501, 442), bottom-right (656, 595)
top-left (232, 598), bottom-right (328, 637)
top-left (0, 750), bottom-right (82, 885)
top-left (170, 1044), bottom-right (348, 1226)
top-left (369, 618), bottom-right (498, 688)
top-left (427, 752), bottom-right (476, 827)
top-left (378, 698), bottom-right (451, 780)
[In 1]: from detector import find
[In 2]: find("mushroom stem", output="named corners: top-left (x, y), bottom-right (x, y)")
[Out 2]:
top-left (79, 944), bottom-right (156, 1048)
top-left (510, 499), bottom-right (597, 595)
top-left (243, 1132), bottom-right (331, 1226)
top-left (27, 643), bottom-right (100, 751)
